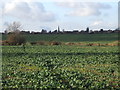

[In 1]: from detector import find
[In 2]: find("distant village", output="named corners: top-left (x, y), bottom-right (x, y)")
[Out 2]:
top-left (2, 26), bottom-right (120, 34)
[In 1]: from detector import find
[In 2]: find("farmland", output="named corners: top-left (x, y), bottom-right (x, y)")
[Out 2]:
top-left (2, 33), bottom-right (118, 43)
top-left (2, 45), bottom-right (120, 89)
top-left (1, 0), bottom-right (119, 89)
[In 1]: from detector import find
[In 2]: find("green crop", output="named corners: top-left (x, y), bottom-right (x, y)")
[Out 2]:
top-left (2, 33), bottom-right (118, 42)
top-left (2, 45), bottom-right (120, 89)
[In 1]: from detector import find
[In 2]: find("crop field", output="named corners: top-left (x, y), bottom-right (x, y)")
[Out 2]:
top-left (2, 33), bottom-right (118, 43)
top-left (2, 45), bottom-right (120, 89)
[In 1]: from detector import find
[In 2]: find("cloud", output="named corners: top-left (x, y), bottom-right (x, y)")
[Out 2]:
top-left (91, 20), bottom-right (103, 26)
top-left (3, 1), bottom-right (56, 22)
top-left (90, 19), bottom-right (117, 29)
top-left (40, 26), bottom-right (51, 30)
top-left (56, 2), bottom-right (111, 16)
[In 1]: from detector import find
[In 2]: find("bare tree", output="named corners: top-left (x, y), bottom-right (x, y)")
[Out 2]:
top-left (5, 21), bottom-right (26, 46)
top-left (6, 21), bottom-right (21, 34)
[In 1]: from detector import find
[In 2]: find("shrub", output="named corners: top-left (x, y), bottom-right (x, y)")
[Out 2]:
top-left (7, 33), bottom-right (26, 45)
top-left (0, 41), bottom-right (2, 45)
top-left (2, 40), bottom-right (10, 45)
top-left (36, 41), bottom-right (46, 45)
top-left (65, 42), bottom-right (75, 45)
top-left (49, 41), bottom-right (62, 45)
top-left (30, 42), bottom-right (37, 45)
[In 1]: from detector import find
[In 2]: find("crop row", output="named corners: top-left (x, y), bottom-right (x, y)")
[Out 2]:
top-left (2, 46), bottom-right (120, 89)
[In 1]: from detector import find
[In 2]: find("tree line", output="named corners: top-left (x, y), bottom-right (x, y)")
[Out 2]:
top-left (2, 22), bottom-right (120, 35)
top-left (1, 21), bottom-right (119, 46)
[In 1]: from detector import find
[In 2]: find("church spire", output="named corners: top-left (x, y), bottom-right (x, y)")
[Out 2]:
top-left (58, 26), bottom-right (60, 32)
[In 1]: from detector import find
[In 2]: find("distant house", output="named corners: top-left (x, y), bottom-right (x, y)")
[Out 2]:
top-left (20, 31), bottom-right (30, 34)
top-left (52, 30), bottom-right (58, 34)
top-left (41, 29), bottom-right (47, 34)
top-left (107, 30), bottom-right (113, 33)
top-left (73, 30), bottom-right (79, 34)
top-left (80, 30), bottom-right (88, 34)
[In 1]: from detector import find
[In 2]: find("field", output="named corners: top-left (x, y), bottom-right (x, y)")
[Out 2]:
top-left (2, 45), bottom-right (120, 89)
top-left (2, 33), bottom-right (118, 43)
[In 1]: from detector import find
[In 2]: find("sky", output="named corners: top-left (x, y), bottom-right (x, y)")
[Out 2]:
top-left (0, 0), bottom-right (119, 32)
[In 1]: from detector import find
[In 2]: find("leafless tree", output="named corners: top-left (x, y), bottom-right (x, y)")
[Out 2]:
top-left (5, 21), bottom-right (26, 46)
top-left (5, 21), bottom-right (21, 33)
